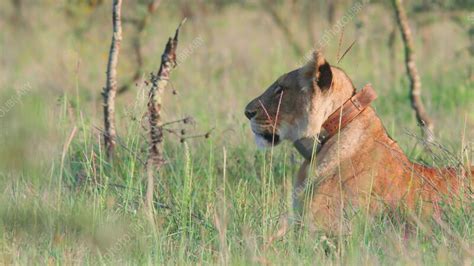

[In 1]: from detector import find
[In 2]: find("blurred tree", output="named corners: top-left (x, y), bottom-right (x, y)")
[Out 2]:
top-left (367, 0), bottom-right (473, 85)
top-left (64, 0), bottom-right (105, 37)
top-left (327, 0), bottom-right (340, 26)
top-left (408, 0), bottom-right (473, 81)
top-left (10, 0), bottom-right (24, 25)
top-left (261, 0), bottom-right (329, 57)
top-left (65, 0), bottom-right (104, 17)
top-left (413, 0), bottom-right (472, 12)
top-left (303, 0), bottom-right (318, 46)
top-left (263, 0), bottom-right (305, 57)
top-left (118, 0), bottom-right (162, 95)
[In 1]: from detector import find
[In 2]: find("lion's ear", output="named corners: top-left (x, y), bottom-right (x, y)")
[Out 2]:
top-left (314, 52), bottom-right (333, 90)
top-left (300, 51), bottom-right (333, 91)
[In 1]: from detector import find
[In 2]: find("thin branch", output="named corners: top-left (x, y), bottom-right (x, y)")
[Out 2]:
top-left (393, 0), bottom-right (434, 142)
top-left (180, 128), bottom-right (215, 142)
top-left (102, 0), bottom-right (123, 159)
top-left (160, 116), bottom-right (194, 127)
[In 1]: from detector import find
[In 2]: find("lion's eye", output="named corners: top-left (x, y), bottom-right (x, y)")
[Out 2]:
top-left (274, 85), bottom-right (283, 95)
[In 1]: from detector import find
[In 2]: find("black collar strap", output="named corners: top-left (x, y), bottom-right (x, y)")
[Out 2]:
top-left (293, 136), bottom-right (325, 161)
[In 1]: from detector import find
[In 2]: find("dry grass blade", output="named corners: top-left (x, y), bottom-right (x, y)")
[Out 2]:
top-left (272, 91), bottom-right (284, 145)
top-left (58, 126), bottom-right (78, 208)
top-left (336, 26), bottom-right (345, 63)
top-left (337, 39), bottom-right (356, 64)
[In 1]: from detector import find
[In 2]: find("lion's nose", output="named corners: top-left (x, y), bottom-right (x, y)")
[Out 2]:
top-left (245, 109), bottom-right (257, 120)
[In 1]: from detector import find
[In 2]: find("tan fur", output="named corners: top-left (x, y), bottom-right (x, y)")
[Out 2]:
top-left (245, 52), bottom-right (473, 232)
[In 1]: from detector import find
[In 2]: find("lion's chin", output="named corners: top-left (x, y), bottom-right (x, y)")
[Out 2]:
top-left (254, 133), bottom-right (281, 149)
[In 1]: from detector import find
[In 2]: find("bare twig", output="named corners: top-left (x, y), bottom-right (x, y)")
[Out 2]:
top-left (160, 116), bottom-right (194, 127)
top-left (393, 0), bottom-right (434, 142)
top-left (102, 0), bottom-right (123, 159)
top-left (145, 18), bottom-right (186, 215)
top-left (180, 128), bottom-right (214, 142)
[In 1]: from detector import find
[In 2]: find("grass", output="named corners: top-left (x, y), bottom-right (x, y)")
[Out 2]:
top-left (0, 1), bottom-right (473, 265)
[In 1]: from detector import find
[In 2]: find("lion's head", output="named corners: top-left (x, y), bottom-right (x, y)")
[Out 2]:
top-left (244, 52), bottom-right (355, 148)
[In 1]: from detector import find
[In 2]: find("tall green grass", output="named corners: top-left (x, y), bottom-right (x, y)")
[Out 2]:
top-left (1, 86), bottom-right (472, 264)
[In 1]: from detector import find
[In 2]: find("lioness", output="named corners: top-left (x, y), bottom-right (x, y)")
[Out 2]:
top-left (244, 52), bottom-right (472, 231)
